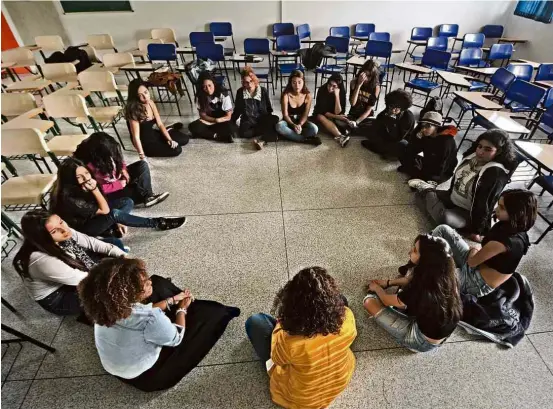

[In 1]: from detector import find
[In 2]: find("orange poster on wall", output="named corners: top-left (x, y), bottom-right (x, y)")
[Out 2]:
top-left (2, 12), bottom-right (26, 74)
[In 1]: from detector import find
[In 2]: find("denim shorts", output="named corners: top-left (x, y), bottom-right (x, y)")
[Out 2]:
top-left (373, 305), bottom-right (442, 353)
top-left (458, 264), bottom-right (495, 298)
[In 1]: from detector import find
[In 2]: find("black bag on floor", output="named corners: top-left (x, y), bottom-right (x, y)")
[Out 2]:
top-left (419, 96), bottom-right (444, 120)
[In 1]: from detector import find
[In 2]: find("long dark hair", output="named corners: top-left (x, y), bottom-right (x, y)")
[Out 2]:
top-left (124, 78), bottom-right (149, 122)
top-left (357, 60), bottom-right (380, 90)
top-left (13, 210), bottom-right (87, 280)
top-left (272, 267), bottom-right (346, 337)
top-left (404, 235), bottom-right (462, 324)
top-left (50, 158), bottom-right (94, 213)
top-left (501, 189), bottom-right (538, 233)
top-left (284, 70), bottom-right (309, 95)
top-left (326, 73), bottom-right (346, 96)
top-left (463, 129), bottom-right (518, 172)
top-left (196, 71), bottom-right (227, 112)
top-left (73, 132), bottom-right (124, 177)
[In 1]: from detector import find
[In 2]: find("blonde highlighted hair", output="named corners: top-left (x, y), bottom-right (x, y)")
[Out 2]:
top-left (240, 67), bottom-right (260, 87)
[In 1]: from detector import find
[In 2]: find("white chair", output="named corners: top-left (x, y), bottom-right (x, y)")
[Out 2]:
top-left (1, 93), bottom-right (43, 121)
top-left (2, 48), bottom-right (37, 79)
top-left (35, 35), bottom-right (65, 60)
top-left (151, 28), bottom-right (178, 46)
top-left (135, 38), bottom-right (163, 60)
top-left (40, 62), bottom-right (78, 86)
top-left (78, 70), bottom-right (127, 105)
top-left (103, 52), bottom-right (134, 82)
top-left (87, 34), bottom-right (117, 52)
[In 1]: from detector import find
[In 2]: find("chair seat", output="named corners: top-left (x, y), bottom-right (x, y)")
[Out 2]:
top-left (505, 100), bottom-right (532, 112)
top-left (535, 175), bottom-right (553, 194)
top-left (406, 78), bottom-right (441, 91)
top-left (315, 65), bottom-right (345, 74)
top-left (48, 74), bottom-right (79, 83)
top-left (252, 68), bottom-right (270, 78)
top-left (1, 174), bottom-right (56, 206)
top-left (102, 89), bottom-right (128, 99)
top-left (46, 134), bottom-right (90, 156)
top-left (223, 48), bottom-right (234, 56)
top-left (278, 64), bottom-right (304, 73)
top-left (469, 81), bottom-right (487, 91)
top-left (454, 97), bottom-right (473, 111)
top-left (411, 55), bottom-right (424, 61)
top-left (76, 106), bottom-right (122, 124)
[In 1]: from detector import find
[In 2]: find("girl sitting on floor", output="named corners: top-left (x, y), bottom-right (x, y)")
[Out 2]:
top-left (126, 79), bottom-right (189, 159)
top-left (74, 132), bottom-right (169, 208)
top-left (275, 70), bottom-right (320, 146)
top-left (245, 267), bottom-right (356, 409)
top-left (408, 130), bottom-right (519, 242)
top-left (13, 210), bottom-right (126, 316)
top-left (188, 72), bottom-right (235, 143)
top-left (231, 67), bottom-right (279, 150)
top-left (51, 159), bottom-right (186, 239)
top-left (313, 73), bottom-right (348, 141)
top-left (431, 189), bottom-right (536, 298)
top-left (364, 234), bottom-right (462, 352)
top-left (80, 257), bottom-right (240, 392)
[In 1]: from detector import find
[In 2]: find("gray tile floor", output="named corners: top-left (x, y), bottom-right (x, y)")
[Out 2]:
top-left (2, 71), bottom-right (553, 409)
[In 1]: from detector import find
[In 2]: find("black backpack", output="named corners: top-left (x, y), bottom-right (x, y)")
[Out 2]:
top-left (44, 46), bottom-right (92, 73)
top-left (419, 96), bottom-right (443, 120)
top-left (302, 43), bottom-right (336, 70)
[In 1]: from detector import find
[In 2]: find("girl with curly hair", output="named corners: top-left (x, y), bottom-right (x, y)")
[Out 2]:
top-left (409, 129), bottom-right (519, 242)
top-left (364, 234), bottom-right (462, 352)
top-left (79, 257), bottom-right (240, 391)
top-left (245, 267), bottom-right (357, 409)
top-left (12, 210), bottom-right (127, 316)
top-left (431, 189), bottom-right (536, 297)
top-left (74, 132), bottom-right (169, 208)
top-left (125, 79), bottom-right (189, 158)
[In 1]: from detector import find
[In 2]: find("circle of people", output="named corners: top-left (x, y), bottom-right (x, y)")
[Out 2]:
top-left (13, 59), bottom-right (538, 408)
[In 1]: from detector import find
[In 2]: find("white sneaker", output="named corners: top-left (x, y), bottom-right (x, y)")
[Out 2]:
top-left (408, 179), bottom-right (436, 192)
top-left (339, 135), bottom-right (350, 148)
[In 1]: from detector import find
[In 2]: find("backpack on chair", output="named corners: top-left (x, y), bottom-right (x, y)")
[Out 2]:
top-left (302, 43), bottom-right (335, 70)
top-left (419, 96), bottom-right (443, 120)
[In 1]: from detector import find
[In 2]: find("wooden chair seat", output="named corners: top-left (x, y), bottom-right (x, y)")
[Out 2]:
top-left (75, 106), bottom-right (122, 123)
top-left (45, 134), bottom-right (89, 156)
top-left (1, 174), bottom-right (56, 206)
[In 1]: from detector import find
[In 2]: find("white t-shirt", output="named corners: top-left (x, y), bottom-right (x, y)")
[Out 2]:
top-left (450, 158), bottom-right (483, 210)
top-left (196, 93), bottom-right (233, 116)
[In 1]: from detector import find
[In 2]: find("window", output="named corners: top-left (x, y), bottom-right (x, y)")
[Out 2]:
top-left (514, 1), bottom-right (553, 23)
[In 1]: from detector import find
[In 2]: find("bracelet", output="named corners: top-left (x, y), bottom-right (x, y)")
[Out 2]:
top-left (176, 308), bottom-right (187, 315)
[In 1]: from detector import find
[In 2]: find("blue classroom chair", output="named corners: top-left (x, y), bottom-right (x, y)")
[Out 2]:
top-left (195, 42), bottom-right (234, 100)
top-left (296, 24), bottom-right (311, 40)
top-left (503, 79), bottom-right (546, 116)
top-left (543, 88), bottom-right (553, 109)
top-left (209, 22), bottom-right (236, 54)
top-left (507, 63), bottom-right (533, 82)
top-left (481, 25), bottom-right (504, 39)
top-left (354, 23), bottom-right (375, 39)
top-left (275, 34), bottom-right (304, 90)
top-left (411, 37), bottom-right (448, 61)
top-left (369, 32), bottom-right (390, 42)
top-left (190, 32), bottom-right (215, 47)
top-left (487, 43), bottom-right (513, 67)
top-left (244, 38), bottom-right (274, 95)
top-left (438, 24), bottom-right (459, 39)
top-left (363, 40), bottom-right (394, 99)
top-left (329, 26), bottom-right (350, 38)
top-left (403, 27), bottom-right (433, 62)
top-left (273, 23), bottom-right (295, 38)
top-left (314, 36), bottom-right (349, 91)
top-left (536, 63), bottom-right (553, 81)
top-left (404, 49), bottom-right (451, 106)
top-left (487, 67), bottom-right (517, 103)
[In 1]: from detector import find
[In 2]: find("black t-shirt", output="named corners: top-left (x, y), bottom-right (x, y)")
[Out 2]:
top-left (481, 221), bottom-right (530, 275)
top-left (398, 286), bottom-right (459, 340)
top-left (313, 85), bottom-right (346, 116)
top-left (348, 77), bottom-right (378, 119)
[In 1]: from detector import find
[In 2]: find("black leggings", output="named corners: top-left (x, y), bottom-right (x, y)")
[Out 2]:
top-left (188, 120), bottom-right (235, 143)
top-left (239, 114), bottom-right (280, 142)
top-left (119, 276), bottom-right (240, 392)
top-left (37, 285), bottom-right (81, 316)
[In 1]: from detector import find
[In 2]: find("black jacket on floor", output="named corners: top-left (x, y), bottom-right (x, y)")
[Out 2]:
top-left (458, 273), bottom-right (534, 348)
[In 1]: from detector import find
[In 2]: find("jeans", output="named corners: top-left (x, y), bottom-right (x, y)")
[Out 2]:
top-left (245, 313), bottom-right (277, 364)
top-left (431, 224), bottom-right (494, 298)
top-left (372, 303), bottom-right (441, 353)
top-left (420, 190), bottom-right (470, 230)
top-left (106, 160), bottom-right (154, 204)
top-left (79, 197), bottom-right (157, 237)
top-left (99, 236), bottom-right (128, 252)
top-left (37, 285), bottom-right (82, 316)
top-left (275, 120), bottom-right (318, 142)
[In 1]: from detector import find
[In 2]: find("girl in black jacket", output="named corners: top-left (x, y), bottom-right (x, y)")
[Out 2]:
top-left (231, 67), bottom-right (279, 150)
top-left (409, 130), bottom-right (519, 242)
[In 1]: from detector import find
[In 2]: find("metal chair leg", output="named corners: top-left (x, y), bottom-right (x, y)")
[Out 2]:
top-left (1, 324), bottom-right (56, 353)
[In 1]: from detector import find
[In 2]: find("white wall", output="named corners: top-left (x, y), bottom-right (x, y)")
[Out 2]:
top-left (502, 1), bottom-right (553, 62)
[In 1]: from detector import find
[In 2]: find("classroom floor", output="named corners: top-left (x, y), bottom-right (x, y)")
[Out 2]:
top-left (2, 71), bottom-right (553, 409)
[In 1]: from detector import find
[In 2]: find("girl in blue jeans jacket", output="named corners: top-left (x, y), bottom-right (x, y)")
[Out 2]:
top-left (363, 234), bottom-right (462, 352)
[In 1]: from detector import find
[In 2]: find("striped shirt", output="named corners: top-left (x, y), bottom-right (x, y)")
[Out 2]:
top-left (269, 307), bottom-right (357, 409)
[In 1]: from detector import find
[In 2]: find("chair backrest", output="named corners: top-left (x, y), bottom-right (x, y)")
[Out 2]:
top-left (369, 32), bottom-right (390, 42)
top-left (244, 38), bottom-right (270, 55)
top-left (276, 35), bottom-right (300, 52)
top-left (147, 43), bottom-right (177, 62)
top-left (43, 93), bottom-right (89, 119)
top-left (1, 128), bottom-right (50, 157)
top-left (411, 27), bottom-right (433, 41)
top-left (138, 38), bottom-right (163, 52)
top-left (364, 40), bottom-right (393, 59)
top-left (355, 23), bottom-right (375, 37)
top-left (296, 24), bottom-right (311, 40)
top-left (536, 63), bottom-right (553, 81)
top-left (78, 70), bottom-right (118, 92)
top-left (2, 47), bottom-right (34, 64)
top-left (544, 88), bottom-right (553, 109)
top-left (458, 48), bottom-right (483, 67)
top-left (427, 36), bottom-right (448, 51)
top-left (151, 28), bottom-right (177, 44)
top-left (35, 35), bottom-right (65, 51)
top-left (103, 52), bottom-right (134, 68)
top-left (80, 45), bottom-right (101, 63)
top-left (505, 79), bottom-right (546, 109)
top-left (541, 105), bottom-right (553, 128)
top-left (329, 26), bottom-right (350, 37)
top-left (325, 36), bottom-right (349, 53)
top-left (273, 23), bottom-right (294, 37)
top-left (189, 32), bottom-right (215, 47)
top-left (488, 43), bottom-right (513, 61)
top-left (462, 33), bottom-right (485, 49)
top-left (421, 49), bottom-right (451, 70)
top-left (506, 63), bottom-right (533, 82)
top-left (40, 63), bottom-right (77, 81)
top-left (438, 24), bottom-right (459, 38)
top-left (86, 34), bottom-right (116, 50)
top-left (481, 24), bottom-right (504, 39)
top-left (490, 67), bottom-right (516, 93)
top-left (1, 93), bottom-right (37, 117)
top-left (196, 43), bottom-right (225, 62)
top-left (210, 22), bottom-right (232, 37)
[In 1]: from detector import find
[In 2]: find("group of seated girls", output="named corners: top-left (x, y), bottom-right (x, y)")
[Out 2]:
top-left (122, 60), bottom-right (383, 155)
